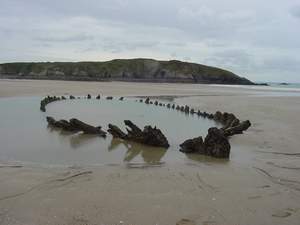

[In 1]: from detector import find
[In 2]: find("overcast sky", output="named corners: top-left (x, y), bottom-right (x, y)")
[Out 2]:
top-left (1, 0), bottom-right (300, 82)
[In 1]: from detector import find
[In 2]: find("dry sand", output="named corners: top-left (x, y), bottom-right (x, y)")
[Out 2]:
top-left (0, 79), bottom-right (300, 225)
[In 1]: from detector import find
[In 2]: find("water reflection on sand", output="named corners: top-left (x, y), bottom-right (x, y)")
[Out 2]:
top-left (0, 96), bottom-right (221, 166)
top-left (108, 138), bottom-right (167, 163)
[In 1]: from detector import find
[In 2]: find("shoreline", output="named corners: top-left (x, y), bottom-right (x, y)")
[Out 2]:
top-left (0, 80), bottom-right (300, 225)
top-left (0, 76), bottom-right (257, 84)
top-left (0, 79), bottom-right (300, 99)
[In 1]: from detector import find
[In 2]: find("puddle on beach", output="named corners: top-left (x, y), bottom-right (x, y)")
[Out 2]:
top-left (0, 96), bottom-right (224, 167)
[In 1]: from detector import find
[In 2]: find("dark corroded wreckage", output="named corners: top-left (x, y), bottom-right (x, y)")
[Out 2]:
top-left (179, 128), bottom-right (231, 158)
top-left (46, 116), bottom-right (107, 137)
top-left (41, 95), bottom-right (252, 158)
top-left (179, 111), bottom-right (251, 158)
top-left (108, 120), bottom-right (170, 148)
top-left (40, 96), bottom-right (62, 112)
top-left (139, 98), bottom-right (251, 158)
top-left (40, 94), bottom-right (102, 112)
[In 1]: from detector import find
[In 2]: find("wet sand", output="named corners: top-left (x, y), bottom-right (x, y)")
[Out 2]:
top-left (0, 79), bottom-right (300, 225)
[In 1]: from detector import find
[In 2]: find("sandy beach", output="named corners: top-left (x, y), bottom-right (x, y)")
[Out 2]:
top-left (0, 79), bottom-right (300, 225)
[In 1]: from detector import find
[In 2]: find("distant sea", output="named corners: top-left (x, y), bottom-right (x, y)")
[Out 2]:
top-left (267, 82), bottom-right (300, 89)
top-left (211, 82), bottom-right (300, 97)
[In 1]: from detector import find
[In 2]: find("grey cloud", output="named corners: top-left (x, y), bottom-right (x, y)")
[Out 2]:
top-left (262, 57), bottom-right (300, 72)
top-left (170, 52), bottom-right (177, 58)
top-left (290, 5), bottom-right (300, 18)
top-left (101, 40), bottom-right (159, 53)
top-left (203, 49), bottom-right (300, 82)
top-left (183, 56), bottom-right (191, 61)
top-left (1, 0), bottom-right (300, 82)
top-left (79, 39), bottom-right (160, 54)
top-left (164, 42), bottom-right (187, 47)
top-left (35, 34), bottom-right (94, 42)
top-left (203, 49), bottom-right (253, 71)
top-left (256, 57), bottom-right (300, 82)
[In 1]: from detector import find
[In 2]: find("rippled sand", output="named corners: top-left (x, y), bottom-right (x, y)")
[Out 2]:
top-left (0, 79), bottom-right (300, 225)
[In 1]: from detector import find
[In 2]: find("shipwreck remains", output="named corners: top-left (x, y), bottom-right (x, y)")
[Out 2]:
top-left (179, 111), bottom-right (251, 158)
top-left (41, 95), bottom-right (252, 159)
top-left (46, 116), bottom-right (106, 137)
top-left (108, 120), bottom-right (170, 148)
top-left (40, 96), bottom-right (62, 112)
top-left (180, 127), bottom-right (231, 158)
top-left (180, 128), bottom-right (230, 158)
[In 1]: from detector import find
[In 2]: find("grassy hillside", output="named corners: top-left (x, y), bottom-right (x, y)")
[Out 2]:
top-left (0, 58), bottom-right (254, 85)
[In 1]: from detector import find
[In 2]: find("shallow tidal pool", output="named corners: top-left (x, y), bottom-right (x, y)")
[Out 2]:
top-left (0, 96), bottom-right (223, 167)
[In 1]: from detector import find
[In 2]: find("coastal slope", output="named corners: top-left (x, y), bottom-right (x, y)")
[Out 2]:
top-left (0, 58), bottom-right (254, 85)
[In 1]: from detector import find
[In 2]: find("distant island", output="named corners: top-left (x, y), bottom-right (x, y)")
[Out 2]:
top-left (0, 58), bottom-right (255, 85)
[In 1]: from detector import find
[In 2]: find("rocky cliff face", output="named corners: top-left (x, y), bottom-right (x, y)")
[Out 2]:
top-left (0, 58), bottom-right (254, 85)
